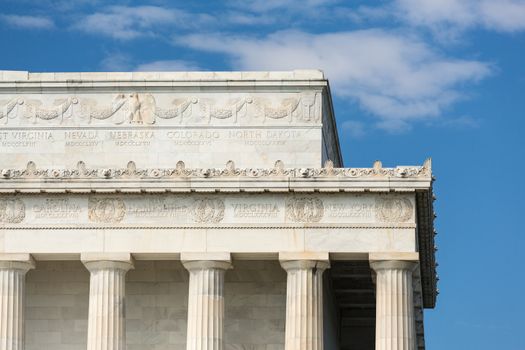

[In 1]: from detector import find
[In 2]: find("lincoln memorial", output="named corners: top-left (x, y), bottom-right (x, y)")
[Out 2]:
top-left (0, 70), bottom-right (437, 350)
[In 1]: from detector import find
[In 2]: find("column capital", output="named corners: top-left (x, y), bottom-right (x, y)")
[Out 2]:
top-left (81, 252), bottom-right (134, 272)
top-left (279, 252), bottom-right (330, 271)
top-left (280, 260), bottom-right (330, 271)
top-left (0, 253), bottom-right (35, 272)
top-left (181, 252), bottom-right (232, 271)
top-left (370, 260), bottom-right (418, 272)
top-left (369, 252), bottom-right (419, 272)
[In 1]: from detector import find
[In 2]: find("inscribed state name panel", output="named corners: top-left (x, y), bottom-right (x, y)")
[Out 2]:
top-left (0, 193), bottom-right (415, 227)
top-left (0, 127), bottom-right (321, 169)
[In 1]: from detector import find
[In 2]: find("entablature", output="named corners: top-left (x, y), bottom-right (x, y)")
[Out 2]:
top-left (0, 159), bottom-right (437, 308)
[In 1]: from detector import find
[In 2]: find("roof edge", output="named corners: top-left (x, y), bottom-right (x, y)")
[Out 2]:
top-left (0, 70), bottom-right (325, 82)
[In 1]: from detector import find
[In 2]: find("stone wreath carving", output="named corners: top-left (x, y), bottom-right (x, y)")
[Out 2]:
top-left (88, 197), bottom-right (126, 223)
top-left (0, 159), bottom-right (432, 180)
top-left (0, 198), bottom-right (25, 223)
top-left (286, 197), bottom-right (324, 223)
top-left (191, 198), bottom-right (225, 223)
top-left (375, 197), bottom-right (413, 223)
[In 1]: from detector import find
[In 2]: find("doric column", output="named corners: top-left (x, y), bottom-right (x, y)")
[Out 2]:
top-left (81, 253), bottom-right (134, 350)
top-left (0, 254), bottom-right (35, 350)
top-left (370, 259), bottom-right (418, 350)
top-left (181, 253), bottom-right (232, 350)
top-left (279, 253), bottom-right (330, 350)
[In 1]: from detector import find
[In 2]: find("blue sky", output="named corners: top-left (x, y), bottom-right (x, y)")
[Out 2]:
top-left (1, 0), bottom-right (524, 348)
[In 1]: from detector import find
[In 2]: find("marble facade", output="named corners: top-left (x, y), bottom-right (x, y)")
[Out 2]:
top-left (0, 70), bottom-right (437, 350)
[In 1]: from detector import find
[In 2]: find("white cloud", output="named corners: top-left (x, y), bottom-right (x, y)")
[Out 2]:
top-left (479, 0), bottom-right (525, 32)
top-left (229, 0), bottom-right (337, 13)
top-left (99, 55), bottom-right (200, 72)
top-left (177, 29), bottom-right (491, 131)
top-left (437, 116), bottom-right (480, 129)
top-left (135, 60), bottom-right (200, 71)
top-left (224, 0), bottom-right (340, 26)
top-left (393, 0), bottom-right (525, 33)
top-left (0, 14), bottom-right (55, 30)
top-left (224, 12), bottom-right (276, 25)
top-left (74, 5), bottom-right (214, 40)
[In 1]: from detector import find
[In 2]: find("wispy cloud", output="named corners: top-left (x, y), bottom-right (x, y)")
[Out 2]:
top-left (437, 116), bottom-right (481, 129)
top-left (99, 54), bottom-right (201, 72)
top-left (225, 0), bottom-right (341, 26)
top-left (135, 60), bottom-right (200, 72)
top-left (0, 14), bottom-right (55, 30)
top-left (74, 5), bottom-right (214, 40)
top-left (393, 0), bottom-right (525, 35)
top-left (230, 0), bottom-right (338, 13)
top-left (224, 11), bottom-right (277, 26)
top-left (177, 29), bottom-right (491, 131)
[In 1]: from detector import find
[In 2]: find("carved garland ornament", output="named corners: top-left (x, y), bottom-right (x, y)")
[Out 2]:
top-left (0, 198), bottom-right (25, 223)
top-left (79, 94), bottom-right (128, 124)
top-left (0, 93), bottom-right (319, 125)
top-left (24, 97), bottom-right (78, 123)
top-left (88, 197), bottom-right (126, 223)
top-left (285, 197), bottom-right (324, 223)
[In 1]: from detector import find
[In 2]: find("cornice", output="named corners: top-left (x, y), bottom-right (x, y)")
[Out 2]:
top-left (0, 159), bottom-right (431, 191)
top-left (0, 70), bottom-right (328, 90)
top-left (2, 223), bottom-right (417, 230)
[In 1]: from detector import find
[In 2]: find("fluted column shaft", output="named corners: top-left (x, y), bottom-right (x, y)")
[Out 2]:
top-left (83, 260), bottom-right (134, 350)
top-left (0, 259), bottom-right (34, 350)
top-left (371, 260), bottom-right (418, 350)
top-left (183, 260), bottom-right (232, 350)
top-left (280, 259), bottom-right (329, 350)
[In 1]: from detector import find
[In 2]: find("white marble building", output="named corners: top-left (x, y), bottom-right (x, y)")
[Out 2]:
top-left (0, 70), bottom-right (437, 350)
